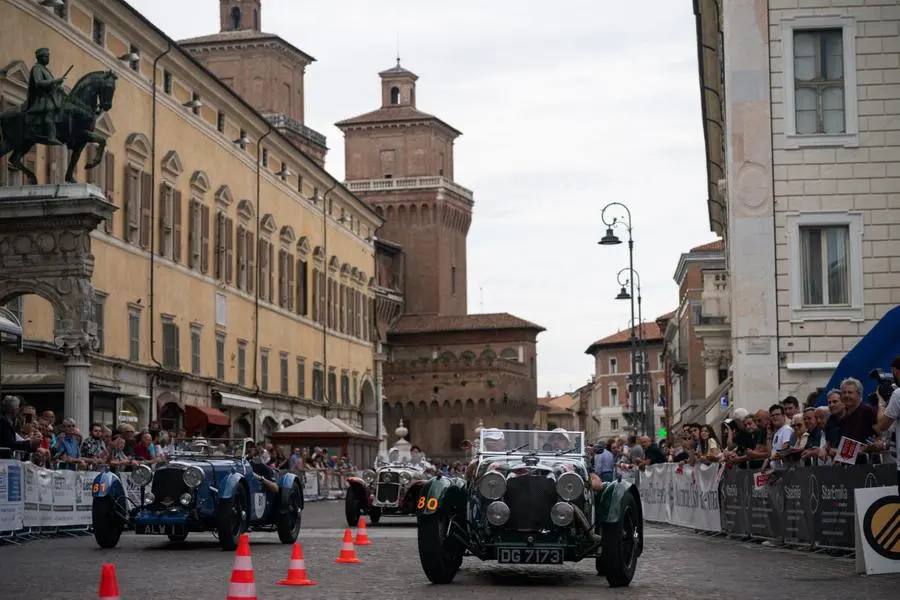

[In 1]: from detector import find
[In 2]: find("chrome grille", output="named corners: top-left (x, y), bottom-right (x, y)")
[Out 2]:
top-left (151, 468), bottom-right (189, 502)
top-left (505, 476), bottom-right (556, 531)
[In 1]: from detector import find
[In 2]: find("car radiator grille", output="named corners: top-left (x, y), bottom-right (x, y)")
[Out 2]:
top-left (376, 472), bottom-right (401, 503)
top-left (505, 475), bottom-right (556, 531)
top-left (151, 468), bottom-right (189, 502)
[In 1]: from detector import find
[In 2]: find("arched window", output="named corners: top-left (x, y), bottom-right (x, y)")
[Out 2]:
top-left (390, 86), bottom-right (400, 105)
top-left (230, 6), bottom-right (241, 30)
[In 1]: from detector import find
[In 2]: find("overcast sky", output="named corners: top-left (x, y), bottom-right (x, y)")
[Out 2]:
top-left (129, 0), bottom-right (717, 394)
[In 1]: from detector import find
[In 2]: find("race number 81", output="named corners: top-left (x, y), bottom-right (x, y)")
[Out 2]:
top-left (417, 496), bottom-right (438, 510)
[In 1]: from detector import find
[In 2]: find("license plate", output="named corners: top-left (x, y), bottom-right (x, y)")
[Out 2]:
top-left (135, 524), bottom-right (184, 536)
top-left (497, 547), bottom-right (564, 564)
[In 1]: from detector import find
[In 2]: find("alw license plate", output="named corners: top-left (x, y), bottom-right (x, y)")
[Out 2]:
top-left (497, 547), bottom-right (563, 564)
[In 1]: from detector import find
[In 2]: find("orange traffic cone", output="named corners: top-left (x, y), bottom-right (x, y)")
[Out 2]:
top-left (355, 515), bottom-right (372, 546)
top-left (226, 534), bottom-right (258, 600)
top-left (98, 564), bottom-right (121, 600)
top-left (276, 542), bottom-right (316, 586)
top-left (335, 528), bottom-right (361, 564)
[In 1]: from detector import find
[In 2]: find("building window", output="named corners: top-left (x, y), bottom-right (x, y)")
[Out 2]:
top-left (92, 295), bottom-right (106, 354)
top-left (280, 352), bottom-right (289, 394)
top-left (781, 16), bottom-right (858, 148)
top-left (609, 387), bottom-right (618, 407)
top-left (327, 369), bottom-right (337, 403)
top-left (609, 358), bottom-right (617, 374)
top-left (787, 212), bottom-right (863, 321)
top-left (237, 341), bottom-right (247, 387)
top-left (217, 110), bottom-right (225, 133)
top-left (611, 419), bottom-right (619, 431)
top-left (158, 184), bottom-right (181, 261)
top-left (312, 365), bottom-right (323, 402)
top-left (163, 70), bottom-right (172, 95)
top-left (341, 371), bottom-right (350, 405)
top-left (657, 352), bottom-right (663, 371)
top-left (352, 373), bottom-right (358, 406)
top-left (216, 332), bottom-right (226, 380)
top-left (128, 309), bottom-right (140, 361)
top-left (92, 17), bottom-right (105, 46)
top-left (658, 383), bottom-right (665, 402)
top-left (297, 359), bottom-right (306, 398)
top-left (161, 317), bottom-right (180, 370)
top-left (261, 349), bottom-right (269, 391)
top-left (190, 327), bottom-right (201, 375)
top-left (390, 86), bottom-right (400, 104)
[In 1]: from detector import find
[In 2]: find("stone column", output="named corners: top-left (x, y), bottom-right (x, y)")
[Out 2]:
top-left (64, 355), bottom-right (92, 430)
top-left (702, 350), bottom-right (721, 398)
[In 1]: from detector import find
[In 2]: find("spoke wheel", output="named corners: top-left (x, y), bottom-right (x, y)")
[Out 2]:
top-left (599, 493), bottom-right (639, 587)
top-left (277, 483), bottom-right (303, 544)
top-left (217, 485), bottom-right (247, 551)
top-left (417, 512), bottom-right (463, 584)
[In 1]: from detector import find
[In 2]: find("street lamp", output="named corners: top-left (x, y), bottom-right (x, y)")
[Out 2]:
top-left (616, 267), bottom-right (653, 437)
top-left (599, 202), bottom-right (642, 434)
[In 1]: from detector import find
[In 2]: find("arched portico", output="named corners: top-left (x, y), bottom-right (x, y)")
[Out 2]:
top-left (0, 185), bottom-right (116, 429)
top-left (359, 374), bottom-right (377, 437)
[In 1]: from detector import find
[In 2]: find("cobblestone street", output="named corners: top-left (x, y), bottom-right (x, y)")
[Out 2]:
top-left (1, 501), bottom-right (898, 599)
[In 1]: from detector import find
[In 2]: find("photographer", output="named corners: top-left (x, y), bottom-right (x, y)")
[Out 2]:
top-left (874, 357), bottom-right (900, 495)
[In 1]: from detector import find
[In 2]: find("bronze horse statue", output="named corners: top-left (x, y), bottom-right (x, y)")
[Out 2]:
top-left (0, 70), bottom-right (117, 185)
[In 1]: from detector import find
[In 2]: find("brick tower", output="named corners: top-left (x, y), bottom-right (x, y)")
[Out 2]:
top-left (179, 1), bottom-right (328, 166)
top-left (336, 61), bottom-right (472, 316)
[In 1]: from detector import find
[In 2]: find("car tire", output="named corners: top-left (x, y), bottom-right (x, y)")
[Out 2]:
top-left (277, 482), bottom-right (303, 544)
top-left (599, 493), bottom-right (639, 587)
top-left (167, 533), bottom-right (188, 543)
top-left (217, 484), bottom-right (248, 551)
top-left (345, 487), bottom-right (362, 528)
top-left (369, 507), bottom-right (382, 525)
top-left (91, 496), bottom-right (122, 549)
top-left (417, 512), bottom-right (462, 584)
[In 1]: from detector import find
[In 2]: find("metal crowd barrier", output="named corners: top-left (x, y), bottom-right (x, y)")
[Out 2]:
top-left (301, 468), bottom-right (360, 502)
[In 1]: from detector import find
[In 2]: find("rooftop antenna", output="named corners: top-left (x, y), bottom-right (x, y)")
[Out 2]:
top-left (396, 33), bottom-right (401, 66)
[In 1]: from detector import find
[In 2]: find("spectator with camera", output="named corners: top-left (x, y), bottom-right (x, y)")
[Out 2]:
top-left (874, 356), bottom-right (900, 494)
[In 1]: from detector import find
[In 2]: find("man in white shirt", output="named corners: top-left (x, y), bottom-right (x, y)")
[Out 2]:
top-left (874, 357), bottom-right (900, 496)
top-left (769, 404), bottom-right (793, 470)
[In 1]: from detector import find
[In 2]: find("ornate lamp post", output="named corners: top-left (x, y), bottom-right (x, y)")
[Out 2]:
top-left (615, 268), bottom-right (654, 437)
top-left (599, 202), bottom-right (642, 435)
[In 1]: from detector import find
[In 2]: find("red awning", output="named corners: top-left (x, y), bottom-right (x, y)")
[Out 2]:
top-left (185, 404), bottom-right (230, 434)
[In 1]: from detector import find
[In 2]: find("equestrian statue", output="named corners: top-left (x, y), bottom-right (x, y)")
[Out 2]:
top-left (0, 47), bottom-right (118, 185)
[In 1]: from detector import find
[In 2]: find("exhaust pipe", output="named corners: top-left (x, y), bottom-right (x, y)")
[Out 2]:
top-left (572, 504), bottom-right (602, 543)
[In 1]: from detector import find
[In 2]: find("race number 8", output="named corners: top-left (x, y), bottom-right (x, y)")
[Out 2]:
top-left (418, 496), bottom-right (439, 510)
top-left (417, 496), bottom-right (426, 509)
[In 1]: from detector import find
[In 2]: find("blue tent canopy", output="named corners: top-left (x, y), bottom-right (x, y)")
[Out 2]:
top-left (817, 304), bottom-right (900, 406)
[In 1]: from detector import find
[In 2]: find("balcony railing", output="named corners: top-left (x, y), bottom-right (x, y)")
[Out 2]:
top-left (344, 176), bottom-right (474, 202)
top-left (264, 113), bottom-right (327, 148)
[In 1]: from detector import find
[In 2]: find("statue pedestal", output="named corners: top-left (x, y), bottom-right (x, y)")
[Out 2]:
top-left (0, 184), bottom-right (116, 429)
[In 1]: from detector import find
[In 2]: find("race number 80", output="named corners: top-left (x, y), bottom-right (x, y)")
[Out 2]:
top-left (417, 496), bottom-right (438, 510)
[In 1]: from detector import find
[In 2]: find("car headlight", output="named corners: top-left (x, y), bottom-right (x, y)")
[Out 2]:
top-left (556, 472), bottom-right (584, 501)
top-left (131, 464), bottom-right (152, 487)
top-left (478, 471), bottom-right (506, 500)
top-left (486, 501), bottom-right (510, 526)
top-left (399, 471), bottom-right (411, 485)
top-left (550, 502), bottom-right (575, 527)
top-left (142, 492), bottom-right (155, 506)
top-left (362, 470), bottom-right (376, 484)
top-left (183, 466), bottom-right (204, 488)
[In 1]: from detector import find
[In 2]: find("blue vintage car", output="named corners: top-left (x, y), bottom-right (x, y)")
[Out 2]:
top-left (90, 438), bottom-right (304, 550)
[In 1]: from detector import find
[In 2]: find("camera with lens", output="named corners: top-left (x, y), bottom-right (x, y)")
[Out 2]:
top-left (868, 368), bottom-right (896, 401)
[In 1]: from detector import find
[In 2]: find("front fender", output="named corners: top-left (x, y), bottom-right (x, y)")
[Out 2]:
top-left (418, 475), bottom-right (466, 516)
top-left (278, 472), bottom-right (303, 512)
top-left (597, 479), bottom-right (641, 524)
top-left (345, 477), bottom-right (369, 502)
top-left (219, 472), bottom-right (246, 501)
top-left (91, 470), bottom-right (124, 499)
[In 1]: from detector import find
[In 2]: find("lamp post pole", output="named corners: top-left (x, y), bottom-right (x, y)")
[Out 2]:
top-left (600, 202), bottom-right (641, 436)
top-left (617, 267), bottom-right (646, 437)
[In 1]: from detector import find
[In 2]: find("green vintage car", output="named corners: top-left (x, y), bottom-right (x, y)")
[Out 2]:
top-left (415, 428), bottom-right (643, 587)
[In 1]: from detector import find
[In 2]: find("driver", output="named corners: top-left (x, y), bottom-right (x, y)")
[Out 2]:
top-left (482, 428), bottom-right (507, 452)
top-left (548, 428), bottom-right (572, 452)
top-left (388, 446), bottom-right (400, 463)
top-left (245, 440), bottom-right (279, 493)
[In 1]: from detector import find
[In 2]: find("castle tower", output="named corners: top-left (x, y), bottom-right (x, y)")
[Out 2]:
top-left (336, 62), bottom-right (472, 316)
top-left (179, 1), bottom-right (328, 166)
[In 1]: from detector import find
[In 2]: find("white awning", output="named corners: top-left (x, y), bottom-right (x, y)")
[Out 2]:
top-left (217, 391), bottom-right (262, 410)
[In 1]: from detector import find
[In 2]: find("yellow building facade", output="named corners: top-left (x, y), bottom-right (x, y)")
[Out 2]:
top-left (0, 0), bottom-right (382, 438)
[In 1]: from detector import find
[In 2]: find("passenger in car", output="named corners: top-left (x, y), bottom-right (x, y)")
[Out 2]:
top-left (245, 440), bottom-right (279, 493)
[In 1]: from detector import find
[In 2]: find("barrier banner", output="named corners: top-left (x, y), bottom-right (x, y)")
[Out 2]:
top-left (638, 463), bottom-right (671, 523)
top-left (73, 472), bottom-right (93, 522)
top-left (670, 463), bottom-right (721, 532)
top-left (719, 464), bottom-right (897, 548)
top-left (302, 471), bottom-right (319, 500)
top-left (51, 470), bottom-right (76, 527)
top-left (0, 460), bottom-right (24, 532)
top-left (22, 463), bottom-right (41, 527)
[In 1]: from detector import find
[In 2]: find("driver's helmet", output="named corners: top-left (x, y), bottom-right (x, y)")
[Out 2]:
top-left (549, 428), bottom-right (572, 450)
top-left (482, 428), bottom-right (507, 452)
top-left (388, 446), bottom-right (400, 462)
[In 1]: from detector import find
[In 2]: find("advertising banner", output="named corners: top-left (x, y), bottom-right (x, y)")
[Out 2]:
top-left (638, 463), bottom-right (671, 523)
top-left (637, 463), bottom-right (721, 532)
top-left (0, 460), bottom-right (24, 532)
